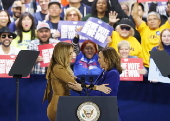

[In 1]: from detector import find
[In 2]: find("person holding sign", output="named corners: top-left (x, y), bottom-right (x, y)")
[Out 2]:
top-left (0, 27), bottom-right (20, 55)
top-left (149, 28), bottom-right (170, 83)
top-left (69, 47), bottom-right (122, 121)
top-left (152, 28), bottom-right (170, 55)
top-left (43, 42), bottom-right (111, 121)
top-left (27, 22), bottom-right (59, 74)
top-left (54, 7), bottom-right (83, 40)
top-left (72, 35), bottom-right (102, 77)
top-left (64, 7), bottom-right (82, 21)
top-left (60, 0), bottom-right (91, 19)
top-left (118, 40), bottom-right (147, 76)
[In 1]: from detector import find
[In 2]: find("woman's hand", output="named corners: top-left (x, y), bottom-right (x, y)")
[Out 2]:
top-left (36, 56), bottom-right (43, 64)
top-left (68, 82), bottom-right (82, 91)
top-left (96, 84), bottom-right (112, 94)
top-left (75, 26), bottom-right (83, 32)
top-left (106, 36), bottom-right (112, 44)
top-left (109, 11), bottom-right (120, 26)
top-left (137, 69), bottom-right (147, 75)
top-left (52, 30), bottom-right (61, 39)
top-left (150, 79), bottom-right (158, 83)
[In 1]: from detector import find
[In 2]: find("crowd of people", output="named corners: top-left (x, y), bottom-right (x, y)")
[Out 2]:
top-left (0, 0), bottom-right (170, 121)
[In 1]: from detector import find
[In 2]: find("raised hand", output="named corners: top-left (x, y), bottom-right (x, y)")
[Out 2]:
top-left (109, 11), bottom-right (120, 26)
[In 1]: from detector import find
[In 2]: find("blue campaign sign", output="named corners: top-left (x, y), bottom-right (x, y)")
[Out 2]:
top-left (148, 58), bottom-right (170, 83)
top-left (77, 17), bottom-right (114, 47)
top-left (58, 21), bottom-right (87, 41)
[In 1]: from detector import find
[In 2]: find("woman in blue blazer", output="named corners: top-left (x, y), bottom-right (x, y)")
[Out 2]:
top-left (69, 47), bottom-right (122, 96)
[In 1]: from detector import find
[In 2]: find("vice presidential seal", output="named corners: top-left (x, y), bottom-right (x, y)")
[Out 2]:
top-left (77, 102), bottom-right (100, 121)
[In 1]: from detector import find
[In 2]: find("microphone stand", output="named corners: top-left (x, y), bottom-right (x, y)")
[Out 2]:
top-left (80, 77), bottom-right (89, 96)
top-left (87, 77), bottom-right (94, 95)
top-left (81, 77), bottom-right (94, 96)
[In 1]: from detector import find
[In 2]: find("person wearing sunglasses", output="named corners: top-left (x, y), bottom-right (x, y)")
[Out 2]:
top-left (108, 17), bottom-right (142, 58)
top-left (0, 27), bottom-right (20, 55)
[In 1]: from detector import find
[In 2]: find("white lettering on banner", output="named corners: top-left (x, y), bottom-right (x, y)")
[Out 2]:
top-left (94, 26), bottom-right (110, 43)
top-left (5, 59), bottom-right (14, 67)
top-left (5, 59), bottom-right (15, 73)
top-left (67, 25), bottom-right (76, 39)
top-left (0, 59), bottom-right (14, 74)
top-left (81, 21), bottom-right (93, 33)
top-left (120, 70), bottom-right (140, 77)
top-left (5, 67), bottom-right (11, 74)
top-left (86, 23), bottom-right (99, 38)
top-left (61, 25), bottom-right (68, 39)
top-left (120, 63), bottom-right (140, 77)
top-left (61, 25), bottom-right (88, 40)
top-left (94, 33), bottom-right (106, 43)
top-left (0, 59), bottom-right (5, 74)
top-left (127, 63), bottom-right (140, 70)
top-left (42, 48), bottom-right (54, 64)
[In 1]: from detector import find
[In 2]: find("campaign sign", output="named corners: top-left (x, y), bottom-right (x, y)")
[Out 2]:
top-left (38, 43), bottom-right (57, 67)
top-left (77, 17), bottom-right (113, 47)
top-left (0, 55), bottom-right (16, 78)
top-left (120, 58), bottom-right (143, 81)
top-left (58, 21), bottom-right (88, 42)
top-left (138, 0), bottom-right (168, 2)
top-left (148, 2), bottom-right (167, 16)
top-left (148, 58), bottom-right (170, 83)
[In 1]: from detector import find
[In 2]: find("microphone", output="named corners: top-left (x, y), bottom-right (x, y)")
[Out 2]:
top-left (88, 77), bottom-right (94, 89)
top-left (80, 77), bottom-right (86, 88)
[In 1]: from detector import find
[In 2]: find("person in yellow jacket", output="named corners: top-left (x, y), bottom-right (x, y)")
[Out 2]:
top-left (108, 18), bottom-right (142, 58)
top-left (132, 2), bottom-right (170, 68)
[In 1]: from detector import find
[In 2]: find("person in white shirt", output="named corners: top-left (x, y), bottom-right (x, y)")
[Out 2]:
top-left (0, 27), bottom-right (20, 55)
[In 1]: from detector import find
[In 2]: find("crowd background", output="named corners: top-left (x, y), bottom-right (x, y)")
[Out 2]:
top-left (0, 0), bottom-right (170, 121)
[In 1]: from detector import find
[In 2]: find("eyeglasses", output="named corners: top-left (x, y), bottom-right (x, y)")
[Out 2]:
top-left (67, 14), bottom-right (78, 17)
top-left (1, 34), bottom-right (13, 39)
top-left (120, 26), bottom-right (131, 31)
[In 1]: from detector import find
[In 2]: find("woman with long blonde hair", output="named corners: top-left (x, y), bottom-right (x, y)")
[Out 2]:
top-left (43, 42), bottom-right (111, 121)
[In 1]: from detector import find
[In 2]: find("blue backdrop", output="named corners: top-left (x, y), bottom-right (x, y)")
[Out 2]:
top-left (1, 75), bottom-right (170, 121)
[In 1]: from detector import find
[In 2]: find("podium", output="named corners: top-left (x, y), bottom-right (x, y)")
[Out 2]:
top-left (56, 96), bottom-right (118, 121)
